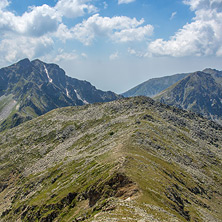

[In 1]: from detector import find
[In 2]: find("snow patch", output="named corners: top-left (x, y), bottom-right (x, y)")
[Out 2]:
top-left (44, 64), bottom-right (52, 83)
top-left (66, 88), bottom-right (71, 98)
top-left (74, 89), bottom-right (89, 104)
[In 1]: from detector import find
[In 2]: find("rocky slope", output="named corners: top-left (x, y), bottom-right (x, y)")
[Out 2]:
top-left (154, 71), bottom-right (222, 125)
top-left (122, 73), bottom-right (189, 97)
top-left (0, 58), bottom-right (121, 131)
top-left (0, 97), bottom-right (221, 222)
top-left (203, 68), bottom-right (222, 85)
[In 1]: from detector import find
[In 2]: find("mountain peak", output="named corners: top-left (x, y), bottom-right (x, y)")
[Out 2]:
top-left (0, 58), bottom-right (121, 131)
top-left (31, 58), bottom-right (44, 64)
top-left (189, 71), bottom-right (210, 78)
top-left (16, 58), bottom-right (31, 66)
top-left (202, 68), bottom-right (219, 74)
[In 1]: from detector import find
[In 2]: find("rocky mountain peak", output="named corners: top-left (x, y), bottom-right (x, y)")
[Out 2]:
top-left (0, 59), bottom-right (121, 131)
top-left (203, 68), bottom-right (219, 74)
top-left (16, 58), bottom-right (31, 66)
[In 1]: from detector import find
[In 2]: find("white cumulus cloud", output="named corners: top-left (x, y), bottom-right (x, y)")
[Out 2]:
top-left (112, 25), bottom-right (153, 42)
top-left (109, 51), bottom-right (119, 60)
top-left (0, 0), bottom-right (98, 64)
top-left (148, 0), bottom-right (222, 57)
top-left (183, 0), bottom-right (222, 11)
top-left (55, 0), bottom-right (97, 18)
top-left (118, 0), bottom-right (136, 4)
top-left (0, 36), bottom-right (54, 63)
top-left (54, 51), bottom-right (79, 62)
top-left (0, 0), bottom-right (9, 10)
top-left (69, 14), bottom-right (153, 45)
top-left (0, 4), bottom-right (60, 37)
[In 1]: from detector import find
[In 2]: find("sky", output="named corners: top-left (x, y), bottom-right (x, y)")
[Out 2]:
top-left (0, 0), bottom-right (222, 93)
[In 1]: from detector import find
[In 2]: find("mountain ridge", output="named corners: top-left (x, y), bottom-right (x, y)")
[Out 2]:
top-left (0, 96), bottom-right (221, 221)
top-left (122, 68), bottom-right (222, 98)
top-left (122, 72), bottom-right (189, 98)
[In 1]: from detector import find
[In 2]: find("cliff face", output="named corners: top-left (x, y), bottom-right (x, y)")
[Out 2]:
top-left (1, 97), bottom-right (221, 222)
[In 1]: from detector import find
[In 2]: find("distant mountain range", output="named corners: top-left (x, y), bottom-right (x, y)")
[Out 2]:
top-left (0, 58), bottom-right (121, 131)
top-left (154, 70), bottom-right (222, 125)
top-left (122, 73), bottom-right (189, 98)
top-left (1, 58), bottom-right (222, 131)
top-left (123, 68), bottom-right (222, 124)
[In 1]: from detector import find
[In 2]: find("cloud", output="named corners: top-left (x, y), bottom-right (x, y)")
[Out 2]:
top-left (55, 24), bottom-right (74, 41)
top-left (0, 0), bottom-right (9, 10)
top-left (53, 50), bottom-right (88, 62)
top-left (69, 14), bottom-right (153, 45)
top-left (170, 11), bottom-right (177, 20)
top-left (0, 36), bottom-right (54, 63)
top-left (183, 0), bottom-right (222, 11)
top-left (112, 25), bottom-right (153, 42)
top-left (55, 0), bottom-right (97, 18)
top-left (81, 53), bottom-right (88, 58)
top-left (0, 0), bottom-right (97, 64)
top-left (0, 4), bottom-right (60, 37)
top-left (54, 51), bottom-right (79, 62)
top-left (103, 2), bottom-right (108, 9)
top-left (148, 0), bottom-right (222, 57)
top-left (118, 0), bottom-right (136, 4)
top-left (128, 47), bottom-right (145, 57)
top-left (0, 1), bottom-right (98, 38)
top-left (109, 51), bottom-right (119, 60)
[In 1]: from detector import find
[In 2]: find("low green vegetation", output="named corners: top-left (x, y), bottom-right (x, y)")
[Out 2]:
top-left (0, 97), bottom-right (221, 221)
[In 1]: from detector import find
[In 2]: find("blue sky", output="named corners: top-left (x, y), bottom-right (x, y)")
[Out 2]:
top-left (0, 0), bottom-right (222, 93)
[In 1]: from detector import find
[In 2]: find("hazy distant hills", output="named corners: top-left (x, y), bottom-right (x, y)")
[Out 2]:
top-left (122, 68), bottom-right (222, 99)
top-left (154, 70), bottom-right (222, 125)
top-left (1, 97), bottom-right (221, 221)
top-left (0, 58), bottom-right (121, 131)
top-left (122, 73), bottom-right (189, 98)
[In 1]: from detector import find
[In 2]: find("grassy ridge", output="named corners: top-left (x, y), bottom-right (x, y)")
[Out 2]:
top-left (0, 97), bottom-right (221, 221)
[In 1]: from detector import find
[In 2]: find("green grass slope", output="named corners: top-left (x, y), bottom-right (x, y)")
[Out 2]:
top-left (0, 97), bottom-right (221, 222)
